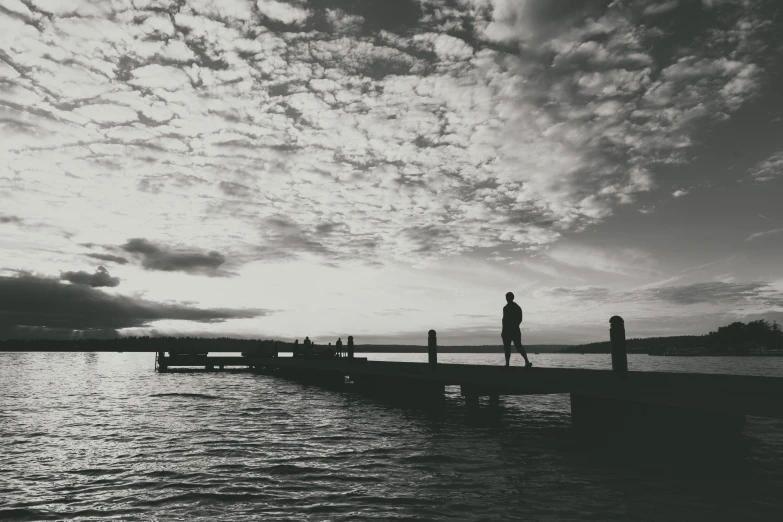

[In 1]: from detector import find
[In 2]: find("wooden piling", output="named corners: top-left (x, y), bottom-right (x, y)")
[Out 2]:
top-left (156, 351), bottom-right (167, 372)
top-left (347, 336), bottom-right (354, 359)
top-left (610, 316), bottom-right (627, 375)
top-left (428, 330), bottom-right (437, 366)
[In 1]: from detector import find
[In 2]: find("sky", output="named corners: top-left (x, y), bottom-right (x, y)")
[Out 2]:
top-left (1, 0), bottom-right (782, 345)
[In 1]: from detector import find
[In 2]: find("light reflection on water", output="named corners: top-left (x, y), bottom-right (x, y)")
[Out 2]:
top-left (1, 353), bottom-right (782, 521)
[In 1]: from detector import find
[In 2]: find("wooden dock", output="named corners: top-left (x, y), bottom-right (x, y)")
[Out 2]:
top-left (153, 319), bottom-right (783, 445)
top-left (152, 352), bottom-right (783, 439)
top-left (239, 356), bottom-right (781, 444)
top-left (242, 357), bottom-right (783, 420)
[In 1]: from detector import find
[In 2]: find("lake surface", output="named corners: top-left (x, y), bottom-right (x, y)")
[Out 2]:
top-left (2, 353), bottom-right (782, 521)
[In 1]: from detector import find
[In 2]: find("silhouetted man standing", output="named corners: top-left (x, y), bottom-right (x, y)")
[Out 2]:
top-left (502, 292), bottom-right (532, 368)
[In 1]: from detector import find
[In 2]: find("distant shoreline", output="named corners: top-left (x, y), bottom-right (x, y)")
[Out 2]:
top-left (0, 345), bottom-right (568, 353)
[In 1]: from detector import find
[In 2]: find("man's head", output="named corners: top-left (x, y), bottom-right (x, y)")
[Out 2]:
top-left (506, 292), bottom-right (514, 303)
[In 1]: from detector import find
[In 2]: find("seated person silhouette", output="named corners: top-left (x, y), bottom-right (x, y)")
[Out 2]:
top-left (502, 292), bottom-right (532, 368)
top-left (336, 337), bottom-right (343, 357)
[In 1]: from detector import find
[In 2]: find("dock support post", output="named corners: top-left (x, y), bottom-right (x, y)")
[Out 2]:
top-left (489, 394), bottom-right (500, 408)
top-left (156, 351), bottom-right (168, 372)
top-left (348, 336), bottom-right (354, 359)
top-left (610, 316), bottom-right (627, 375)
top-left (428, 330), bottom-right (437, 366)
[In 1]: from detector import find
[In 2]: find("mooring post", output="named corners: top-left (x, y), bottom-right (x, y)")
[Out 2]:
top-left (610, 315), bottom-right (627, 375)
top-left (347, 336), bottom-right (354, 359)
top-left (428, 330), bottom-right (437, 366)
top-left (156, 351), bottom-right (167, 372)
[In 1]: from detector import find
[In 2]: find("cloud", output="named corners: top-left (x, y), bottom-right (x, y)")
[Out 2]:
top-left (325, 8), bottom-right (364, 34)
top-left (643, 1), bottom-right (680, 16)
top-left (747, 227), bottom-right (783, 241)
top-left (547, 245), bottom-right (658, 277)
top-left (60, 266), bottom-right (120, 287)
top-left (73, 104), bottom-right (138, 124)
top-left (256, 0), bottom-right (310, 25)
top-left (120, 238), bottom-right (231, 276)
top-left (256, 215), bottom-right (334, 259)
top-left (536, 285), bottom-right (614, 302)
top-left (0, 272), bottom-right (270, 337)
top-left (645, 281), bottom-right (778, 305)
top-left (85, 253), bottom-right (130, 264)
top-left (0, 214), bottom-right (24, 225)
top-left (746, 151), bottom-right (783, 182)
top-left (672, 189), bottom-right (688, 198)
top-left (538, 280), bottom-right (782, 307)
top-left (379, 307), bottom-right (421, 316)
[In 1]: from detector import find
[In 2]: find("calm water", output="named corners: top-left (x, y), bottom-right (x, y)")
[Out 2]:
top-left (2, 353), bottom-right (783, 521)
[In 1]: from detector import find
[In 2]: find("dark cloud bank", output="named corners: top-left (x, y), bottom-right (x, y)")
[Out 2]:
top-left (0, 272), bottom-right (270, 339)
top-left (61, 266), bottom-right (120, 287)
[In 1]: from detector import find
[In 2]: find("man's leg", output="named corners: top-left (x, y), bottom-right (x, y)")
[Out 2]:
top-left (513, 334), bottom-right (530, 365)
top-left (502, 335), bottom-right (511, 366)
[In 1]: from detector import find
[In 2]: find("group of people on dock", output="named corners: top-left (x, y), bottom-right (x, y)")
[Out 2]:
top-left (292, 336), bottom-right (347, 358)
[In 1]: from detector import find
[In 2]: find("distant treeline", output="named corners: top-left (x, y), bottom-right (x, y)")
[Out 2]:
top-left (0, 336), bottom-right (274, 352)
top-left (704, 320), bottom-right (783, 354)
top-left (0, 336), bottom-right (568, 353)
top-left (564, 320), bottom-right (783, 355)
top-left (560, 335), bottom-right (703, 354)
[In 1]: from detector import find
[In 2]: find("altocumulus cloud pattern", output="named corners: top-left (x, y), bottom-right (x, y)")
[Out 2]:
top-left (1, 0), bottom-right (777, 264)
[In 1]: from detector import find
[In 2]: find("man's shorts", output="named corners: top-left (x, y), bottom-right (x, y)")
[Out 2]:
top-left (501, 330), bottom-right (522, 344)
